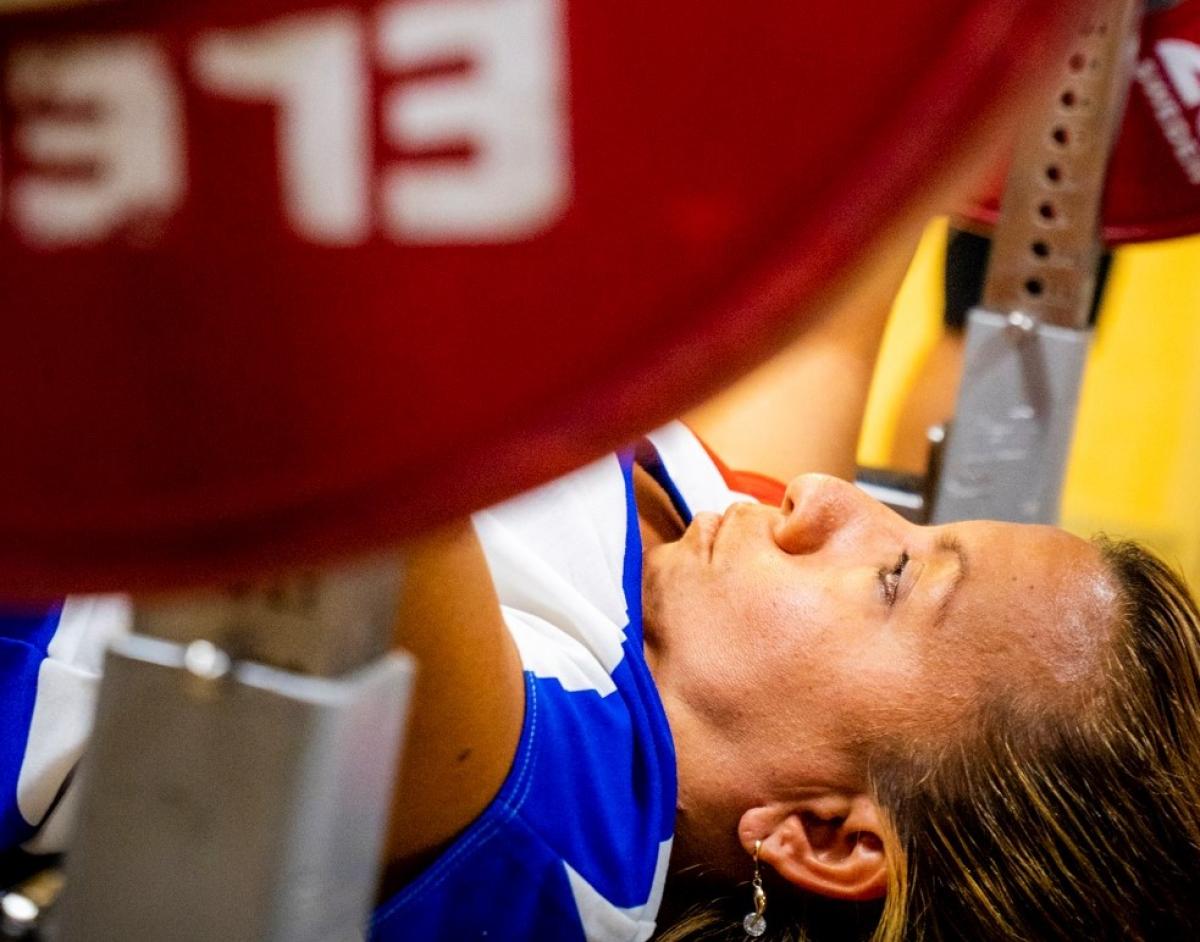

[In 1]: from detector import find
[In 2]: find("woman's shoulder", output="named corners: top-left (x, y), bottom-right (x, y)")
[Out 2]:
top-left (374, 650), bottom-right (674, 942)
top-left (380, 446), bottom-right (678, 941)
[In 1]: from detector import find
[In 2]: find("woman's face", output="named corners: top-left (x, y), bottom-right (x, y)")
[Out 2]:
top-left (641, 474), bottom-right (1119, 790)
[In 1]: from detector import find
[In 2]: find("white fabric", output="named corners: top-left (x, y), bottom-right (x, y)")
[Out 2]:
top-left (19, 594), bottom-right (131, 849)
top-left (474, 451), bottom-right (632, 693)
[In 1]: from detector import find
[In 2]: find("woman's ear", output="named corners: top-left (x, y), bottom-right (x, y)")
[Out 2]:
top-left (738, 793), bottom-right (888, 902)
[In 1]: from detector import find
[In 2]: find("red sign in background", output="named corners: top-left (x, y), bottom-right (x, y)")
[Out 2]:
top-left (0, 0), bottom-right (1085, 594)
top-left (965, 0), bottom-right (1200, 244)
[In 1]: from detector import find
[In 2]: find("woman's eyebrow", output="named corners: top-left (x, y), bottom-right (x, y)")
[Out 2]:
top-left (933, 534), bottom-right (969, 629)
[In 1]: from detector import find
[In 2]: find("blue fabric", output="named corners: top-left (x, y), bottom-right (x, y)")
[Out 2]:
top-left (372, 449), bottom-right (679, 941)
top-left (634, 440), bottom-right (694, 527)
top-left (0, 602), bottom-right (64, 847)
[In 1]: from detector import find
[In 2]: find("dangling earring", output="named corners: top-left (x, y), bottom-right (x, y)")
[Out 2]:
top-left (742, 839), bottom-right (767, 937)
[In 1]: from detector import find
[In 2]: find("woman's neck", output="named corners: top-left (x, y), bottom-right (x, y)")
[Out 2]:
top-left (633, 461), bottom-right (758, 922)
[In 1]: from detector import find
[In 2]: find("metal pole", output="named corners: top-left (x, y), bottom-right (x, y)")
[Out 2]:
top-left (931, 0), bottom-right (1143, 525)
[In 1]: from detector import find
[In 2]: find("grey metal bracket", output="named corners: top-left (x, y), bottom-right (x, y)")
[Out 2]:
top-left (930, 309), bottom-right (1091, 525)
top-left (53, 635), bottom-right (413, 942)
top-left (48, 555), bottom-right (413, 942)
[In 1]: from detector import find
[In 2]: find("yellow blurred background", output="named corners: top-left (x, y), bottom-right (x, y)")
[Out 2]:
top-left (860, 218), bottom-right (1200, 591)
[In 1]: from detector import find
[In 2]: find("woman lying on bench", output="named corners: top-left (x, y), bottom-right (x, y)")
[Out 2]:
top-left (383, 297), bottom-right (1200, 941)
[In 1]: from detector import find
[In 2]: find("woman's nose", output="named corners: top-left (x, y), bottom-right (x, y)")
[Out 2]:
top-left (774, 473), bottom-right (871, 554)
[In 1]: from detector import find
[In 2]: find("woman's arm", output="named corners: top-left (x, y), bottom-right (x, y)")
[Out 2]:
top-left (687, 236), bottom-right (919, 482)
top-left (385, 520), bottom-right (525, 876)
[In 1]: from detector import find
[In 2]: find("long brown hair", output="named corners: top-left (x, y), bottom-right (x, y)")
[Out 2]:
top-left (656, 537), bottom-right (1200, 941)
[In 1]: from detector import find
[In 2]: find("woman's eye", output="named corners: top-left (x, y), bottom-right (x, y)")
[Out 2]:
top-left (879, 551), bottom-right (909, 605)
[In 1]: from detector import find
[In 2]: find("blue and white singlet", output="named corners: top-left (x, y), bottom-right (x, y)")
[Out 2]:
top-left (0, 423), bottom-right (754, 941)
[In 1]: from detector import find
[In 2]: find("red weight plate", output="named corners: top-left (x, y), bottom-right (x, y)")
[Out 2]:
top-left (0, 0), bottom-right (1084, 594)
top-left (965, 0), bottom-right (1200, 244)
